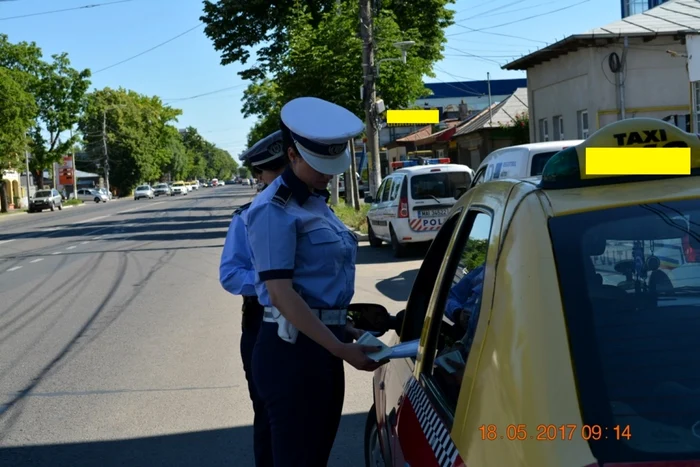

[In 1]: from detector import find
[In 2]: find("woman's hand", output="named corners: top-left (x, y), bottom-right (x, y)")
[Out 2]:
top-left (345, 321), bottom-right (365, 341)
top-left (333, 342), bottom-right (388, 372)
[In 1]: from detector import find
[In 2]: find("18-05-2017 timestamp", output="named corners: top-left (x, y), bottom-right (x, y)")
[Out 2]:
top-left (479, 424), bottom-right (631, 441)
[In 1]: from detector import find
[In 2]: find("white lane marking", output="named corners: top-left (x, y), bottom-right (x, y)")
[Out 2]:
top-left (118, 207), bottom-right (139, 214)
top-left (7, 266), bottom-right (21, 272)
top-left (92, 236), bottom-right (104, 240)
top-left (66, 246), bottom-right (76, 250)
top-left (0, 239), bottom-right (15, 245)
top-left (76, 215), bottom-right (108, 224)
top-left (30, 258), bottom-right (43, 263)
top-left (118, 201), bottom-right (165, 215)
top-left (80, 241), bottom-right (89, 245)
top-left (52, 252), bottom-right (60, 255)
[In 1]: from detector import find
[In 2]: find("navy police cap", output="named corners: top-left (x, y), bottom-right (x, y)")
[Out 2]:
top-left (241, 130), bottom-right (285, 167)
top-left (280, 97), bottom-right (364, 175)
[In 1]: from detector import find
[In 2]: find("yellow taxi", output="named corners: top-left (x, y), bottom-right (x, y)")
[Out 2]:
top-left (359, 118), bottom-right (700, 466)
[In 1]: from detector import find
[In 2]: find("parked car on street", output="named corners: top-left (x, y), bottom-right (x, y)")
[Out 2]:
top-left (365, 159), bottom-right (474, 257)
top-left (153, 183), bottom-right (171, 196)
top-left (29, 189), bottom-right (63, 213)
top-left (98, 187), bottom-right (113, 200)
top-left (76, 188), bottom-right (108, 203)
top-left (360, 117), bottom-right (700, 467)
top-left (134, 185), bottom-right (155, 200)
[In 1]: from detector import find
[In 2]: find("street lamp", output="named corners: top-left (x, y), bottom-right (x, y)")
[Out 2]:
top-left (376, 41), bottom-right (415, 76)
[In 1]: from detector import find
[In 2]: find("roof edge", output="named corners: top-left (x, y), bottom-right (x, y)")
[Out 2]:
top-left (502, 31), bottom-right (683, 71)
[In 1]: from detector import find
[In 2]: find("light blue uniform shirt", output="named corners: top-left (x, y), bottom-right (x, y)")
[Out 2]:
top-left (445, 264), bottom-right (485, 321)
top-left (219, 203), bottom-right (257, 297)
top-left (246, 167), bottom-right (358, 309)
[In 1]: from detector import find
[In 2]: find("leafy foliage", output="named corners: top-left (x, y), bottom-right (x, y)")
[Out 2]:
top-left (500, 112), bottom-right (529, 145)
top-left (460, 238), bottom-right (488, 272)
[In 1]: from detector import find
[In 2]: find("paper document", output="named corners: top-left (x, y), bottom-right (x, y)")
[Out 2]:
top-left (356, 333), bottom-right (419, 361)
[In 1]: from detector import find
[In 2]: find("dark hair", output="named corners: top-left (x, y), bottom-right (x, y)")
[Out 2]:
top-left (280, 120), bottom-right (297, 156)
top-left (255, 153), bottom-right (289, 172)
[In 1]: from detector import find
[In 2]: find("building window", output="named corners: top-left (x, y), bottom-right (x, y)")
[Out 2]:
top-left (577, 110), bottom-right (589, 139)
top-left (553, 115), bottom-right (564, 140)
top-left (538, 118), bottom-right (549, 142)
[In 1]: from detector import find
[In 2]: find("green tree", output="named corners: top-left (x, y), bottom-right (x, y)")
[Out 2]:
top-left (200, 0), bottom-right (454, 80)
top-left (500, 112), bottom-right (529, 145)
top-left (240, 2), bottom-right (439, 144)
top-left (79, 88), bottom-right (182, 195)
top-left (0, 68), bottom-right (37, 212)
top-left (461, 238), bottom-right (488, 272)
top-left (28, 53), bottom-right (91, 188)
top-left (179, 127), bottom-right (238, 180)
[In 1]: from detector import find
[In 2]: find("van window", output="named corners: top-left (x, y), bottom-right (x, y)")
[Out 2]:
top-left (549, 199), bottom-right (700, 463)
top-left (389, 176), bottom-right (402, 201)
top-left (410, 172), bottom-right (469, 200)
top-left (529, 151), bottom-right (560, 176)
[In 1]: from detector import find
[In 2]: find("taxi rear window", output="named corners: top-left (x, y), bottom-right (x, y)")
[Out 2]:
top-left (410, 172), bottom-right (469, 200)
top-left (549, 198), bottom-right (700, 463)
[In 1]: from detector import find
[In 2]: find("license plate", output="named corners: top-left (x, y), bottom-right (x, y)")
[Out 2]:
top-left (418, 209), bottom-right (449, 218)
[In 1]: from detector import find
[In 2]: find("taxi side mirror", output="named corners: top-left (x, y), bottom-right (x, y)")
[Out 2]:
top-left (348, 303), bottom-right (402, 334)
top-left (364, 195), bottom-right (374, 204)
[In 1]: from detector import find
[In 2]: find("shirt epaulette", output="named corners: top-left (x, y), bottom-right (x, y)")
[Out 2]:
top-left (234, 202), bottom-right (252, 216)
top-left (271, 184), bottom-right (293, 207)
top-left (329, 206), bottom-right (335, 213)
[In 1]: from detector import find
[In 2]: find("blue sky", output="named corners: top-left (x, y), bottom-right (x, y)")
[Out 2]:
top-left (0, 0), bottom-right (620, 157)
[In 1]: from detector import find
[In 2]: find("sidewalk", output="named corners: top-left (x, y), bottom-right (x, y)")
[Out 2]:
top-left (0, 202), bottom-right (86, 222)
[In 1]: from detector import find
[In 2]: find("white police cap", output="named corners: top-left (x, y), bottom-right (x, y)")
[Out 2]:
top-left (281, 97), bottom-right (364, 175)
top-left (245, 130), bottom-right (285, 167)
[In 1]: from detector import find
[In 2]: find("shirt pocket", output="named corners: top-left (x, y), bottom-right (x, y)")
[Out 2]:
top-left (306, 228), bottom-right (341, 245)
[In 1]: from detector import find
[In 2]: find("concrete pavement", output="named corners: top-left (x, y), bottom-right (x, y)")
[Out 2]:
top-left (0, 184), bottom-right (424, 467)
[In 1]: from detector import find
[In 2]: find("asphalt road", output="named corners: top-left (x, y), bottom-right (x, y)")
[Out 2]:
top-left (0, 185), bottom-right (424, 467)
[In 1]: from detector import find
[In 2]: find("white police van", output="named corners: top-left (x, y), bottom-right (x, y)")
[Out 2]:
top-left (365, 158), bottom-right (474, 257)
top-left (470, 140), bottom-right (584, 188)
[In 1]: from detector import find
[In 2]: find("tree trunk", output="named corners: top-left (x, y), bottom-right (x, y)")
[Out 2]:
top-left (32, 169), bottom-right (43, 189)
top-left (0, 178), bottom-right (8, 213)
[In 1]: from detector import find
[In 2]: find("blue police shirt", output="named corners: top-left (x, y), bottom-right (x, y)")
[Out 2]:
top-left (445, 264), bottom-right (485, 321)
top-left (246, 166), bottom-right (358, 309)
top-left (219, 203), bottom-right (257, 297)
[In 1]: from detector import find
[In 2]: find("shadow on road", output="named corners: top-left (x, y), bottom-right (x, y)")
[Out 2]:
top-left (375, 268), bottom-right (419, 302)
top-left (0, 412), bottom-right (367, 467)
top-left (355, 243), bottom-right (428, 265)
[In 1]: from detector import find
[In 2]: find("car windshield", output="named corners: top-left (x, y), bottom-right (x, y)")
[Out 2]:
top-left (34, 190), bottom-right (51, 197)
top-left (173, 183), bottom-right (183, 187)
top-left (410, 171), bottom-right (469, 200)
top-left (549, 198), bottom-right (700, 462)
top-left (137, 186), bottom-right (149, 190)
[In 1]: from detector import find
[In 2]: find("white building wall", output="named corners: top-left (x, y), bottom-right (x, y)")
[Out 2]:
top-left (526, 37), bottom-right (691, 142)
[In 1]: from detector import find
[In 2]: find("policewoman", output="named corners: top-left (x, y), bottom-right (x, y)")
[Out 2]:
top-left (246, 97), bottom-right (385, 467)
top-left (219, 130), bottom-right (288, 467)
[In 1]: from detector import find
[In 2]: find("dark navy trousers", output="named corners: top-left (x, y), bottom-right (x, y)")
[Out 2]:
top-left (240, 297), bottom-right (273, 467)
top-left (252, 322), bottom-right (347, 467)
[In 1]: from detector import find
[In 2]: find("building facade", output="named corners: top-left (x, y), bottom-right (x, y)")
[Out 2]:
top-left (622, 0), bottom-right (669, 18)
top-left (504, 0), bottom-right (697, 144)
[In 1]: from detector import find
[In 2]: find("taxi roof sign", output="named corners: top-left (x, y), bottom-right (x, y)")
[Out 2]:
top-left (540, 118), bottom-right (700, 189)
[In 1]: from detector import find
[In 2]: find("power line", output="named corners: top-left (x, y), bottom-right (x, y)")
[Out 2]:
top-left (162, 84), bottom-right (247, 102)
top-left (473, 0), bottom-right (561, 19)
top-left (448, 0), bottom-right (589, 38)
top-left (456, 0), bottom-right (525, 21)
top-left (0, 0), bottom-right (135, 21)
top-left (444, 45), bottom-right (506, 65)
top-left (92, 23), bottom-right (203, 74)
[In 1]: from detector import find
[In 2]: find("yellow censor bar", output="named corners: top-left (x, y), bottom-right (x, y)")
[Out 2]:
top-left (386, 109), bottom-right (440, 125)
top-left (585, 147), bottom-right (691, 175)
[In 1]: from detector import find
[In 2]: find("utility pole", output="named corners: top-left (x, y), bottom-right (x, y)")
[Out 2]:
top-left (349, 140), bottom-right (360, 210)
top-left (487, 72), bottom-right (493, 125)
top-left (24, 149), bottom-right (31, 208)
top-left (70, 129), bottom-right (77, 198)
top-left (102, 110), bottom-right (111, 195)
top-left (360, 0), bottom-right (381, 198)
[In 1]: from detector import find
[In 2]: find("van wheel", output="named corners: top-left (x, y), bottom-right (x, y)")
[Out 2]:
top-left (367, 222), bottom-right (382, 248)
top-left (364, 405), bottom-right (386, 467)
top-left (390, 226), bottom-right (406, 258)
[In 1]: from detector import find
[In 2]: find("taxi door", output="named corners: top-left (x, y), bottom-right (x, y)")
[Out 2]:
top-left (368, 179), bottom-right (390, 240)
top-left (376, 184), bottom-right (509, 467)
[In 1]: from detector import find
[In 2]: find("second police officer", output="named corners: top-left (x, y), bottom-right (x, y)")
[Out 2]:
top-left (246, 97), bottom-right (386, 466)
top-left (219, 130), bottom-right (288, 467)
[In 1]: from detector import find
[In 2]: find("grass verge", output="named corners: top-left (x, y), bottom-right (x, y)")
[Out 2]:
top-left (333, 201), bottom-right (370, 234)
top-left (64, 199), bottom-right (83, 206)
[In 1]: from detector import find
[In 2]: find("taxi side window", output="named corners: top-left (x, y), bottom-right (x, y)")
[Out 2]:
top-left (426, 211), bottom-right (493, 413)
top-left (381, 178), bottom-right (394, 203)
